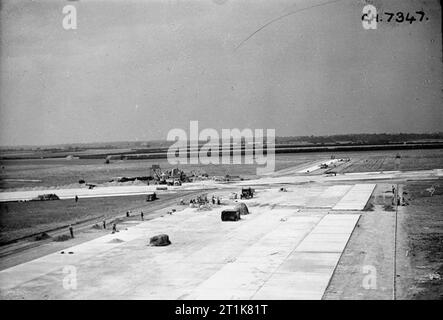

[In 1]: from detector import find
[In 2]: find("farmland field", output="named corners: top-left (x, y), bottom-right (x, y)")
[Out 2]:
top-left (334, 149), bottom-right (443, 173)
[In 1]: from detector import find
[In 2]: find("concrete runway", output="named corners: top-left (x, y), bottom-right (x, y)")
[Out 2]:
top-left (0, 184), bottom-right (364, 299)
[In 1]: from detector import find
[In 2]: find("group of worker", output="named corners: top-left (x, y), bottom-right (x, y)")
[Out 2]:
top-left (125, 210), bottom-right (144, 221)
top-left (67, 209), bottom-right (146, 239)
top-left (68, 191), bottom-right (152, 239)
top-left (189, 194), bottom-right (208, 205)
top-left (211, 196), bottom-right (221, 205)
top-left (186, 195), bottom-right (221, 206)
top-left (391, 185), bottom-right (408, 206)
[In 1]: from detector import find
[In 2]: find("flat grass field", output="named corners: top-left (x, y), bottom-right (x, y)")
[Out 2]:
top-left (398, 181), bottom-right (443, 299)
top-left (0, 191), bottom-right (196, 245)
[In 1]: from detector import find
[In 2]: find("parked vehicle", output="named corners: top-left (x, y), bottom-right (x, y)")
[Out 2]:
top-left (221, 209), bottom-right (240, 221)
top-left (146, 192), bottom-right (158, 202)
top-left (240, 187), bottom-right (254, 199)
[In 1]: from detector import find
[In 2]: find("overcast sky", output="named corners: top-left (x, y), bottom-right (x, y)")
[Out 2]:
top-left (0, 0), bottom-right (441, 146)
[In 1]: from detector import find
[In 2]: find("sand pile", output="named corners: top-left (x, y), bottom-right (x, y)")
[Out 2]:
top-left (234, 202), bottom-right (249, 215)
top-left (53, 234), bottom-right (71, 242)
top-left (149, 234), bottom-right (171, 246)
top-left (108, 238), bottom-right (124, 243)
top-left (35, 232), bottom-right (51, 241)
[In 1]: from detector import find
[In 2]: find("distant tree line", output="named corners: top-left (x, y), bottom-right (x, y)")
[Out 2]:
top-left (275, 133), bottom-right (443, 145)
top-left (1, 133), bottom-right (442, 152)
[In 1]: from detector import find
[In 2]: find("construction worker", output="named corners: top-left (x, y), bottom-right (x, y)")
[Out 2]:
top-left (217, 197), bottom-right (221, 205)
top-left (112, 223), bottom-right (117, 233)
top-left (75, 195), bottom-right (78, 203)
top-left (126, 211), bottom-right (130, 218)
top-left (69, 225), bottom-right (74, 238)
top-left (103, 219), bottom-right (106, 229)
top-left (141, 211), bottom-right (144, 221)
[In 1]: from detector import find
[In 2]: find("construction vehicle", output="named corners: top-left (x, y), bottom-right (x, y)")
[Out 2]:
top-left (150, 165), bottom-right (189, 185)
top-left (221, 209), bottom-right (240, 221)
top-left (240, 187), bottom-right (254, 199)
top-left (150, 165), bottom-right (165, 183)
top-left (166, 179), bottom-right (182, 186)
top-left (146, 192), bottom-right (158, 202)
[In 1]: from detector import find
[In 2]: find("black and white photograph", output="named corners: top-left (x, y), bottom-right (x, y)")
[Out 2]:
top-left (0, 0), bottom-right (442, 306)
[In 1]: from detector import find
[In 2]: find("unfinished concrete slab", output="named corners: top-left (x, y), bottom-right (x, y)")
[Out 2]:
top-left (306, 185), bottom-right (353, 208)
top-left (251, 185), bottom-right (351, 209)
top-left (186, 214), bottom-right (321, 299)
top-left (332, 184), bottom-right (376, 211)
top-left (0, 185), bottom-right (360, 300)
top-left (253, 272), bottom-right (332, 300)
top-left (252, 214), bottom-right (360, 300)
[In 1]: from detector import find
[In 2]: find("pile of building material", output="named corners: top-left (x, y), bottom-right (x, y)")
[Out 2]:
top-left (35, 232), bottom-right (51, 241)
top-left (111, 176), bottom-right (151, 183)
top-left (32, 194), bottom-right (60, 201)
top-left (149, 234), bottom-right (171, 246)
top-left (234, 202), bottom-right (250, 215)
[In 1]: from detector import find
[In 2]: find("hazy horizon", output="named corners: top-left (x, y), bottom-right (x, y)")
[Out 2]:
top-left (1, 0), bottom-right (442, 146)
top-left (1, 131), bottom-right (442, 149)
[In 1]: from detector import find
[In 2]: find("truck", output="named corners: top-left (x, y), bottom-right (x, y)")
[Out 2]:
top-left (240, 187), bottom-right (254, 199)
